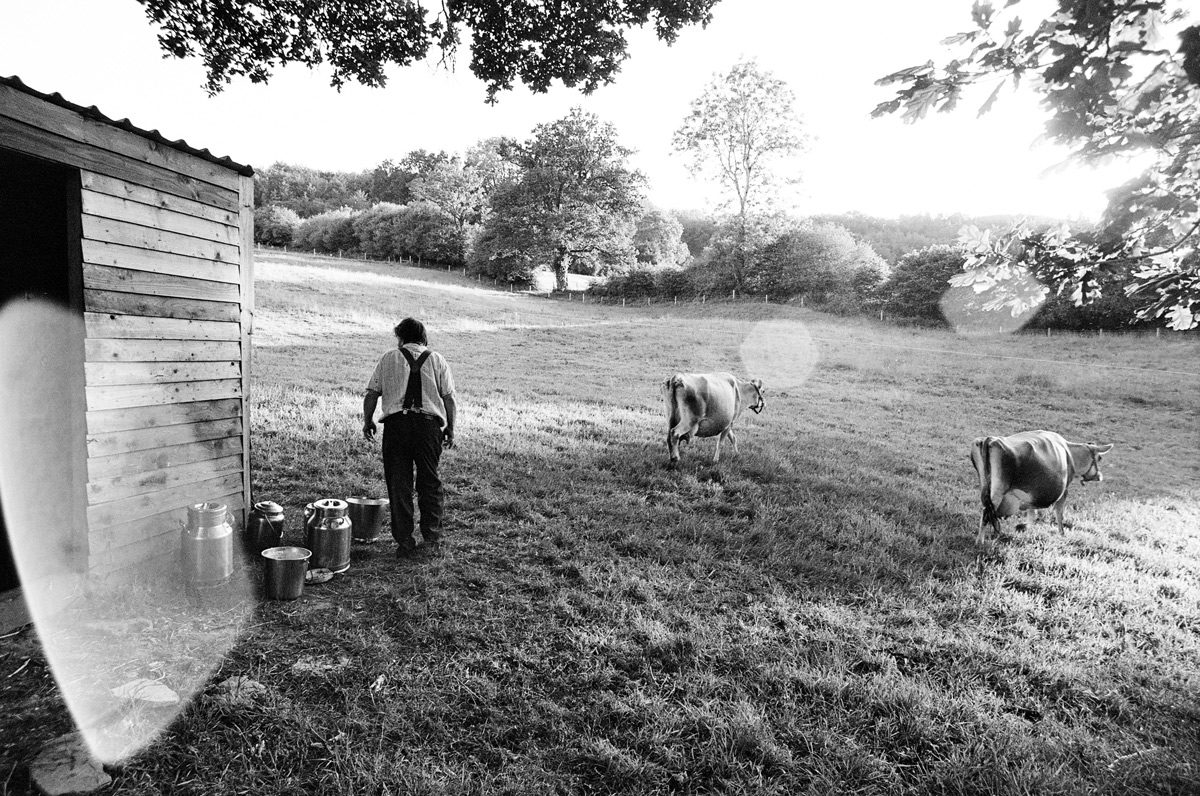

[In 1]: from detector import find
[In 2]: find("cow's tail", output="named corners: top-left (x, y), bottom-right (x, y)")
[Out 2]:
top-left (663, 375), bottom-right (684, 428)
top-left (972, 436), bottom-right (1000, 531)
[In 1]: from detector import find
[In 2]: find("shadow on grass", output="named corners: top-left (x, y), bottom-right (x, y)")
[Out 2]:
top-left (558, 430), bottom-right (980, 598)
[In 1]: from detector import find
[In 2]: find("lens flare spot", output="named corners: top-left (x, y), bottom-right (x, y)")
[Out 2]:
top-left (939, 269), bottom-right (1048, 335)
top-left (0, 299), bottom-right (252, 764)
top-left (739, 319), bottom-right (818, 390)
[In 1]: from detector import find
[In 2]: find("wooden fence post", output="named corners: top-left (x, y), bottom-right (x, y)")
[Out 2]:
top-left (622, 297), bottom-right (626, 307)
top-left (879, 309), bottom-right (884, 322)
top-left (1156, 327), bottom-right (1161, 338)
top-left (732, 289), bottom-right (737, 301)
top-left (674, 296), bottom-right (678, 305)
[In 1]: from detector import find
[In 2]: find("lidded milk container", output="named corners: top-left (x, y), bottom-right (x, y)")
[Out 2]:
top-left (181, 501), bottom-right (234, 589)
top-left (305, 498), bottom-right (352, 573)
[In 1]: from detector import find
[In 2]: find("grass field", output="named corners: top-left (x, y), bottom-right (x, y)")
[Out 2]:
top-left (3, 249), bottom-right (1199, 794)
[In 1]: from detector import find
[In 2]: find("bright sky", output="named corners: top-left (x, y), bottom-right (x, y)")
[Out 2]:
top-left (0, 0), bottom-right (1151, 220)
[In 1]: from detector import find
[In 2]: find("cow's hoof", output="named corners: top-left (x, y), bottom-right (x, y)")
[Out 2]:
top-left (665, 459), bottom-right (680, 470)
top-left (1015, 522), bottom-right (1027, 531)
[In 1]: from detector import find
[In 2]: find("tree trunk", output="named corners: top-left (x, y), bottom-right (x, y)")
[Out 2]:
top-left (553, 247), bottom-right (570, 292)
top-left (733, 209), bottom-right (747, 290)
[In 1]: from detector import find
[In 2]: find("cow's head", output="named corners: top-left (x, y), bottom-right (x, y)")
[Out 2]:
top-left (1079, 443), bottom-right (1115, 483)
top-left (748, 378), bottom-right (766, 414)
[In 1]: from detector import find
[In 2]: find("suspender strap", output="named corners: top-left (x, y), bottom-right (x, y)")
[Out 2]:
top-left (399, 348), bottom-right (432, 410)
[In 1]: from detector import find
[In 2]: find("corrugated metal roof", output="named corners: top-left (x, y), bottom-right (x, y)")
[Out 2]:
top-left (1, 75), bottom-right (254, 177)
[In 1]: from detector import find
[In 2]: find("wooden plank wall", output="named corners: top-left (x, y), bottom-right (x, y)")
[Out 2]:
top-left (0, 84), bottom-right (252, 579)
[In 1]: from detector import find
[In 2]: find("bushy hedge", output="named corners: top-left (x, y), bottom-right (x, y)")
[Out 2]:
top-left (745, 222), bottom-right (889, 308)
top-left (393, 203), bottom-right (464, 265)
top-left (288, 203), bottom-right (464, 265)
top-left (253, 205), bottom-right (301, 247)
top-left (881, 244), bottom-right (966, 322)
top-left (588, 267), bottom-right (701, 300)
top-left (590, 216), bottom-right (888, 312)
top-left (1027, 266), bottom-right (1154, 330)
top-left (294, 208), bottom-right (360, 254)
top-left (467, 224), bottom-right (537, 285)
top-left (352, 203), bottom-right (407, 260)
top-left (880, 244), bottom-right (1153, 329)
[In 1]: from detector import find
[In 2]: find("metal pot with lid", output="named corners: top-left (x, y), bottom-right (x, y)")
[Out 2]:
top-left (245, 500), bottom-right (285, 556)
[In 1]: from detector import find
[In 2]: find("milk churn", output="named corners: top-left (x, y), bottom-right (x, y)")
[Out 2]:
top-left (245, 501), bottom-right (285, 556)
top-left (305, 498), bottom-right (352, 573)
top-left (303, 502), bottom-right (320, 538)
top-left (181, 501), bottom-right (234, 589)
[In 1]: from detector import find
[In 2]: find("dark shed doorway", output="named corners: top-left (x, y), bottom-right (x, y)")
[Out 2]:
top-left (0, 147), bottom-right (84, 597)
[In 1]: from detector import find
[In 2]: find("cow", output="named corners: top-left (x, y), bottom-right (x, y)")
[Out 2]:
top-left (970, 430), bottom-right (1114, 543)
top-left (663, 372), bottom-right (765, 465)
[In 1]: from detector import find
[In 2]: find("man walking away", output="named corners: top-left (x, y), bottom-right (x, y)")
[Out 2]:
top-left (362, 318), bottom-right (457, 557)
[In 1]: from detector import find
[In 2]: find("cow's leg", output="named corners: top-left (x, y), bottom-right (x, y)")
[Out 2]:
top-left (712, 432), bottom-right (722, 464)
top-left (726, 428), bottom-right (739, 456)
top-left (669, 420), bottom-right (698, 465)
top-left (1052, 493), bottom-right (1068, 534)
top-left (978, 504), bottom-right (1001, 545)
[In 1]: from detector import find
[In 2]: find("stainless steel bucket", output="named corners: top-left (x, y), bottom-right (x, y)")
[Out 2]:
top-left (262, 546), bottom-right (311, 600)
top-left (346, 497), bottom-right (389, 542)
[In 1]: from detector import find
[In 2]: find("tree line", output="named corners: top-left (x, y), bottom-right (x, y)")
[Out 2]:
top-left (256, 50), bottom-right (1193, 330)
top-left (142, 1), bottom-right (1195, 328)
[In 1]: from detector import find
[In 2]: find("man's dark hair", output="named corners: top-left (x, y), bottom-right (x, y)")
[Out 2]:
top-left (394, 317), bottom-right (428, 346)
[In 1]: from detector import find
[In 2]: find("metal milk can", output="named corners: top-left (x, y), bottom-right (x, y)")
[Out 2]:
top-left (303, 502), bottom-right (320, 538)
top-left (245, 500), bottom-right (285, 556)
top-left (181, 501), bottom-right (234, 589)
top-left (305, 498), bottom-right (352, 573)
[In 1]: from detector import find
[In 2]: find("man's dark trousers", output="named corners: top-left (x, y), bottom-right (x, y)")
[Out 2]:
top-left (382, 412), bottom-right (444, 551)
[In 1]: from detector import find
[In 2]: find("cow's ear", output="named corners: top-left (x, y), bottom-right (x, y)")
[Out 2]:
top-left (752, 379), bottom-right (763, 390)
top-left (1095, 443), bottom-right (1114, 455)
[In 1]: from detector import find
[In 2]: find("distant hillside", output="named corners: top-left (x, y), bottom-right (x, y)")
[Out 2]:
top-left (812, 212), bottom-right (1075, 265)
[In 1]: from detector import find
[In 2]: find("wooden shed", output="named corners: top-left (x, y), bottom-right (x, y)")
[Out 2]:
top-left (0, 75), bottom-right (254, 599)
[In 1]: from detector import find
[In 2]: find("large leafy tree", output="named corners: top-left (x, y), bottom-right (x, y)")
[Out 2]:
top-left (409, 158), bottom-right (486, 236)
top-left (673, 60), bottom-right (807, 289)
top-left (136, 0), bottom-right (720, 101)
top-left (633, 207), bottom-right (691, 267)
top-left (365, 150), bottom-right (450, 205)
top-left (471, 108), bottom-right (644, 289)
top-left (874, 1), bottom-right (1200, 329)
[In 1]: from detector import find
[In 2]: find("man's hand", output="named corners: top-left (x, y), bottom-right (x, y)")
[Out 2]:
top-left (363, 391), bottom-right (381, 441)
top-left (443, 427), bottom-right (455, 449)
